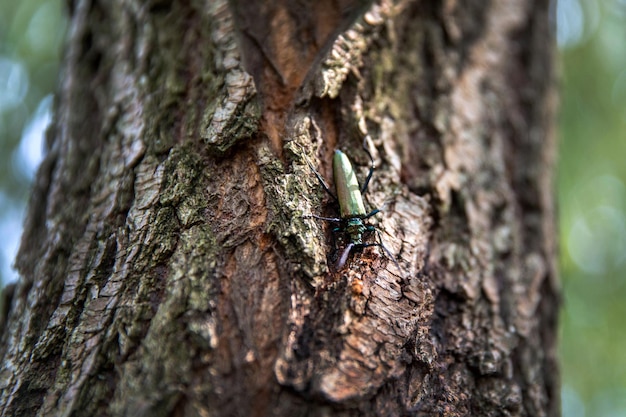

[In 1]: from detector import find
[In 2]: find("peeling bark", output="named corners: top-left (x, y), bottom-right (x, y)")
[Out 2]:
top-left (0, 0), bottom-right (559, 416)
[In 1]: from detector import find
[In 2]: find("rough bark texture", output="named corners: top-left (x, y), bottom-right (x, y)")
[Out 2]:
top-left (0, 0), bottom-right (559, 416)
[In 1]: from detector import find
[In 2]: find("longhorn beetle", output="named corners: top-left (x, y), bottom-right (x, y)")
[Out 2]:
top-left (304, 139), bottom-right (401, 273)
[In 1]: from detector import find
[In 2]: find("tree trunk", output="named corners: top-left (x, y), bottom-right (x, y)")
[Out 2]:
top-left (0, 0), bottom-right (559, 416)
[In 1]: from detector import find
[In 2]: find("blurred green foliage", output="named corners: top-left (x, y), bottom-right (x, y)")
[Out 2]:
top-left (0, 0), bottom-right (65, 190)
top-left (558, 1), bottom-right (626, 415)
top-left (0, 0), bottom-right (624, 415)
top-left (0, 0), bottom-right (66, 284)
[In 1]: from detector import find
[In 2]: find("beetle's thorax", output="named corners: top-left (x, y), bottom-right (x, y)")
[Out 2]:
top-left (345, 218), bottom-right (366, 245)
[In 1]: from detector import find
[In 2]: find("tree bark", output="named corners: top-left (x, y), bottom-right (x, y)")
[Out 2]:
top-left (0, 0), bottom-right (559, 416)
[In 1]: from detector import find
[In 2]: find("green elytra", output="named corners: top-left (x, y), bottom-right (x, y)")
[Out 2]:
top-left (333, 150), bottom-right (366, 218)
top-left (305, 140), bottom-right (400, 272)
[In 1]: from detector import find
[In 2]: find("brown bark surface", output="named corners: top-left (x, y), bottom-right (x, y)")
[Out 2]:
top-left (0, 0), bottom-right (559, 416)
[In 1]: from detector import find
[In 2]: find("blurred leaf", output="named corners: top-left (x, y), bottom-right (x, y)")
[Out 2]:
top-left (0, 0), bottom-right (66, 285)
top-left (558, 1), bottom-right (626, 415)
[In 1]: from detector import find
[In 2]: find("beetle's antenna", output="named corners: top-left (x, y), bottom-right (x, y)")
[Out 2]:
top-left (375, 230), bottom-right (402, 275)
top-left (360, 136), bottom-right (375, 194)
top-left (336, 243), bottom-right (355, 269)
top-left (300, 147), bottom-right (338, 202)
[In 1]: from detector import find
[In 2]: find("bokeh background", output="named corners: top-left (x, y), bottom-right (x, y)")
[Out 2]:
top-left (0, 1), bottom-right (624, 415)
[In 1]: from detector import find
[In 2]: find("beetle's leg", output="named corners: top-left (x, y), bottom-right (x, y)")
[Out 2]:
top-left (376, 230), bottom-right (402, 275)
top-left (362, 209), bottom-right (380, 219)
top-left (360, 137), bottom-right (375, 195)
top-left (329, 227), bottom-right (341, 263)
top-left (306, 213), bottom-right (342, 263)
top-left (307, 214), bottom-right (342, 223)
top-left (358, 228), bottom-right (402, 275)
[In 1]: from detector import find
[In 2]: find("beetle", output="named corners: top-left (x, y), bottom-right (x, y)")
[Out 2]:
top-left (304, 139), bottom-right (401, 273)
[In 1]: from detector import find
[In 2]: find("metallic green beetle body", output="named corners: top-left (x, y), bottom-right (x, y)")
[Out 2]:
top-left (305, 141), bottom-right (399, 272)
top-left (333, 150), bottom-right (366, 218)
top-left (332, 150), bottom-right (370, 248)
